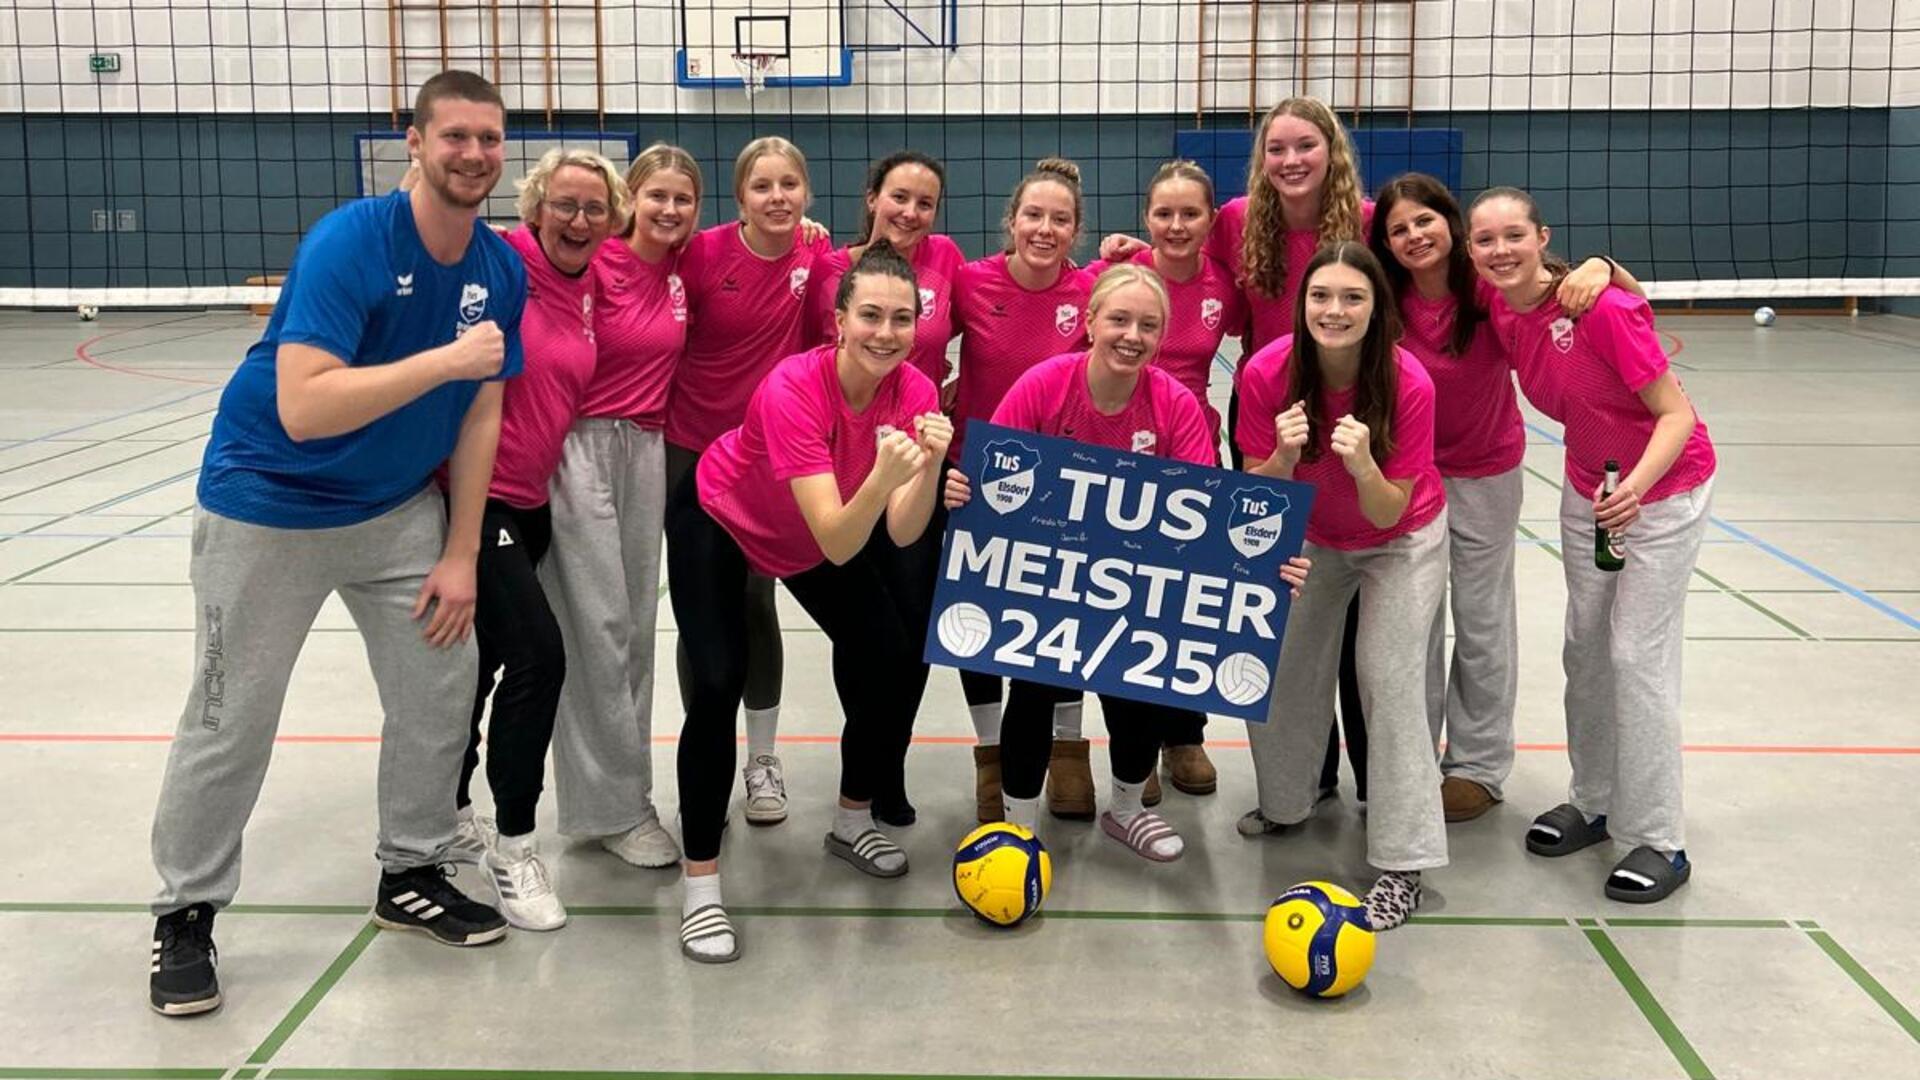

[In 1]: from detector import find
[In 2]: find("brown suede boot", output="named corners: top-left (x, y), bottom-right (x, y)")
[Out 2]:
top-left (973, 743), bottom-right (1004, 824)
top-left (1045, 738), bottom-right (1096, 820)
top-left (1162, 744), bottom-right (1218, 795)
top-left (1143, 769), bottom-right (1163, 807)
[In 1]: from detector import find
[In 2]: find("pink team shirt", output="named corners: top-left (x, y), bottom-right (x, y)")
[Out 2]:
top-left (698, 345), bottom-right (941, 578)
top-left (1236, 336), bottom-right (1446, 550)
top-left (584, 237), bottom-right (687, 426)
top-left (1397, 285), bottom-right (1526, 478)
top-left (490, 227), bottom-right (599, 509)
top-left (667, 221), bottom-right (832, 452)
top-left (1489, 287), bottom-right (1715, 504)
top-left (951, 254), bottom-right (1096, 460)
top-left (805, 234), bottom-right (965, 385)
top-left (1207, 196), bottom-right (1377, 354)
top-left (991, 352), bottom-right (1217, 466)
top-left (1088, 249), bottom-right (1245, 445)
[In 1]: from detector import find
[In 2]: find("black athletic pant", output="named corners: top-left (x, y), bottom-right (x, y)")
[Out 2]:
top-left (667, 473), bottom-right (930, 862)
top-left (666, 443), bottom-right (783, 712)
top-left (999, 679), bottom-right (1171, 799)
top-left (1318, 593), bottom-right (1370, 800)
top-left (458, 499), bottom-right (565, 838)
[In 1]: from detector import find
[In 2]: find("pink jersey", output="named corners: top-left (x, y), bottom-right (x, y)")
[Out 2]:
top-left (667, 221), bottom-right (832, 452)
top-left (1236, 336), bottom-right (1445, 550)
top-left (991, 352), bottom-right (1217, 466)
top-left (698, 345), bottom-right (941, 578)
top-left (1207, 196), bottom-right (1377, 354)
top-left (1397, 285), bottom-right (1526, 478)
top-left (583, 237), bottom-right (687, 426)
top-left (490, 227), bottom-right (599, 509)
top-left (951, 254), bottom-right (1096, 460)
top-left (1490, 287), bottom-right (1716, 504)
top-left (1088, 249), bottom-right (1244, 444)
top-left (805, 234), bottom-right (964, 385)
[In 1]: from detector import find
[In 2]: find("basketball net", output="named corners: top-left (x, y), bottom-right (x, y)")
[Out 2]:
top-left (732, 52), bottom-right (776, 99)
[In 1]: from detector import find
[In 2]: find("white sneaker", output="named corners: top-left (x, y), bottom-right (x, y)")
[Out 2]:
top-left (485, 834), bottom-right (566, 931)
top-left (600, 817), bottom-right (681, 868)
top-left (742, 754), bottom-right (788, 825)
top-left (448, 809), bottom-right (497, 865)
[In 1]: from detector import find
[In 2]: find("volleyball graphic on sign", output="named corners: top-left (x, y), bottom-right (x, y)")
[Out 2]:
top-left (1226, 486), bottom-right (1291, 558)
top-left (936, 602), bottom-right (994, 658)
top-left (979, 438), bottom-right (1041, 516)
top-left (1214, 652), bottom-right (1272, 706)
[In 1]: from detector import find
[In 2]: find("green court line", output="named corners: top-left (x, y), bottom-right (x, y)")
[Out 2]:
top-left (2, 505), bottom-right (191, 585)
top-left (1513, 521), bottom-right (1563, 563)
top-left (1801, 928), bottom-right (1920, 1045)
top-left (1602, 917), bottom-right (1793, 929)
top-left (1580, 925), bottom-right (1717, 1080)
top-left (245, 921), bottom-right (381, 1067)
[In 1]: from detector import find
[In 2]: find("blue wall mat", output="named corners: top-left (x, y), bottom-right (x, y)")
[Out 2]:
top-left (1174, 128), bottom-right (1465, 201)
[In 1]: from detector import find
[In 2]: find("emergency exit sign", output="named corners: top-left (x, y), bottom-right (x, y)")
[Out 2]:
top-left (89, 53), bottom-right (120, 74)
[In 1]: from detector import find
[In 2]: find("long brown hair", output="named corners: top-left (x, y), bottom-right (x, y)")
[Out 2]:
top-left (1371, 173), bottom-right (1482, 357)
top-left (1242, 98), bottom-right (1365, 298)
top-left (1287, 242), bottom-right (1403, 466)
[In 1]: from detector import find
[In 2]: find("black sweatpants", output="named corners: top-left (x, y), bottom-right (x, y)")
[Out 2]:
top-left (1319, 594), bottom-right (1371, 799)
top-left (667, 473), bottom-right (931, 862)
top-left (999, 679), bottom-right (1172, 800)
top-left (459, 498), bottom-right (566, 838)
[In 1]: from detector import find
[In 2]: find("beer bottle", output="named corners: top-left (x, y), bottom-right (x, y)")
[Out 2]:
top-left (1595, 459), bottom-right (1626, 572)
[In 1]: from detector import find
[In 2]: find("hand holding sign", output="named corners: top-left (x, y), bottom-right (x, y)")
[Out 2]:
top-left (1330, 414), bottom-right (1376, 480)
top-left (1272, 401), bottom-right (1310, 473)
top-left (914, 412), bottom-right (954, 462)
top-left (944, 469), bottom-right (973, 510)
top-left (872, 429), bottom-right (928, 492)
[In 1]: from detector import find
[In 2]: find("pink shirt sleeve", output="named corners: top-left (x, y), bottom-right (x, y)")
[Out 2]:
top-left (1206, 197), bottom-right (1246, 273)
top-left (1381, 351), bottom-right (1437, 482)
top-left (762, 363), bottom-right (836, 482)
top-left (1233, 338), bottom-right (1288, 464)
top-left (1587, 290), bottom-right (1669, 393)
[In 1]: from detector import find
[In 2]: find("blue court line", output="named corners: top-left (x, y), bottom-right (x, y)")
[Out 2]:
top-left (1524, 422), bottom-right (1920, 634)
top-left (0, 387), bottom-right (220, 450)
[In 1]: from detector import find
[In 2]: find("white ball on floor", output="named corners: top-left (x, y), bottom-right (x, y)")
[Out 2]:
top-left (1753, 305), bottom-right (1775, 327)
top-left (76, 304), bottom-right (98, 322)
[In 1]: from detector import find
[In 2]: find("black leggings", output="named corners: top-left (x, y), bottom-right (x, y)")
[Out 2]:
top-left (1319, 594), bottom-right (1370, 799)
top-left (666, 473), bottom-right (931, 862)
top-left (459, 499), bottom-right (565, 838)
top-left (999, 680), bottom-right (1171, 799)
top-left (667, 443), bottom-right (782, 712)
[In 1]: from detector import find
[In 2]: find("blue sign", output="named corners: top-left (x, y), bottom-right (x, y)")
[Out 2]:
top-left (927, 422), bottom-right (1315, 722)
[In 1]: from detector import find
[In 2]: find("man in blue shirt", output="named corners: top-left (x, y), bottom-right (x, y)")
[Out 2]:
top-left (149, 71), bottom-right (526, 1016)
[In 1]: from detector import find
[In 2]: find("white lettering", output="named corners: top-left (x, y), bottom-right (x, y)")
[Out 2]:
top-left (1226, 583), bottom-right (1279, 638)
top-left (1181, 573), bottom-right (1228, 630)
top-left (1060, 467), bottom-right (1106, 522)
top-left (1004, 541), bottom-right (1051, 597)
top-left (1161, 488), bottom-right (1211, 541)
top-left (1047, 549), bottom-right (1089, 602)
top-left (1134, 562), bottom-right (1184, 619)
top-left (1085, 558), bottom-right (1133, 610)
top-left (945, 530), bottom-right (1006, 588)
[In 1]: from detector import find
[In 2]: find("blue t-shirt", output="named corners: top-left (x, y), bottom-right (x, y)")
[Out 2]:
top-left (199, 191), bottom-right (527, 528)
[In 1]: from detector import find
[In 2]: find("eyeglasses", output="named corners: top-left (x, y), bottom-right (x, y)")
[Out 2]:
top-left (546, 199), bottom-right (611, 224)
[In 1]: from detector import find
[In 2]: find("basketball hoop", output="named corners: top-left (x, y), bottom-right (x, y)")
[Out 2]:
top-left (732, 52), bottom-right (777, 98)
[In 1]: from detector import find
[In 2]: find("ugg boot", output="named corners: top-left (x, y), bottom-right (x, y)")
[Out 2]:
top-left (1045, 738), bottom-right (1096, 820)
top-left (973, 743), bottom-right (1004, 824)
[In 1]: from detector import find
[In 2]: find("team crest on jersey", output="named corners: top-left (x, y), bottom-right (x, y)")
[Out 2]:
top-left (1200, 297), bottom-right (1224, 330)
top-left (668, 273), bottom-right (688, 322)
top-left (789, 267), bottom-right (811, 300)
top-left (458, 282), bottom-right (490, 327)
top-left (919, 286), bottom-right (937, 320)
top-left (1226, 485), bottom-right (1293, 558)
top-left (1550, 316), bottom-right (1576, 354)
top-left (980, 438), bottom-right (1041, 515)
top-left (1054, 303), bottom-right (1080, 337)
top-left (1131, 429), bottom-right (1157, 454)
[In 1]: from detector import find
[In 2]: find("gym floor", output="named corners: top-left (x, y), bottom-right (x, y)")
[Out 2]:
top-left (1, 307), bottom-right (1917, 1080)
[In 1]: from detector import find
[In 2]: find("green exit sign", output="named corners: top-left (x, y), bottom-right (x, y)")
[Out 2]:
top-left (88, 53), bottom-right (121, 74)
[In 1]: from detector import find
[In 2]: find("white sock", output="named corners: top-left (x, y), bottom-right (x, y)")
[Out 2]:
top-left (456, 804), bottom-right (476, 823)
top-left (1109, 778), bottom-right (1146, 825)
top-left (969, 702), bottom-right (1002, 746)
top-left (745, 706), bottom-right (779, 761)
top-left (1052, 700), bottom-right (1084, 741)
top-left (495, 831), bottom-right (535, 861)
top-left (682, 871), bottom-right (732, 959)
top-left (832, 804), bottom-right (904, 873)
top-left (1003, 794), bottom-right (1040, 830)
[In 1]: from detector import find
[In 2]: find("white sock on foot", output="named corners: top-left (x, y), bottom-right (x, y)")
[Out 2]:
top-left (1108, 778), bottom-right (1146, 824)
top-left (745, 706), bottom-right (779, 761)
top-left (682, 872), bottom-right (733, 959)
top-left (1052, 700), bottom-right (1083, 741)
top-left (969, 703), bottom-right (1002, 746)
top-left (832, 804), bottom-right (904, 873)
top-left (1003, 794), bottom-right (1040, 830)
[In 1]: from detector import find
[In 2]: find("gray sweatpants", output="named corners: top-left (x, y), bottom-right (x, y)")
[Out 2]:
top-left (540, 419), bottom-right (668, 837)
top-left (1558, 476), bottom-right (1713, 853)
top-left (1424, 468), bottom-right (1523, 797)
top-left (151, 488), bottom-right (477, 913)
top-left (1248, 512), bottom-right (1451, 871)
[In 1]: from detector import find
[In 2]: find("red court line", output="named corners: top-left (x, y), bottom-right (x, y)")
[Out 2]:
top-left (74, 327), bottom-right (224, 386)
top-left (4, 733), bottom-right (1918, 756)
top-left (1659, 329), bottom-right (1686, 360)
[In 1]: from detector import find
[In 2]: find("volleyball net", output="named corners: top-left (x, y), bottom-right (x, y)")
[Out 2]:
top-left (1, 1), bottom-right (1915, 311)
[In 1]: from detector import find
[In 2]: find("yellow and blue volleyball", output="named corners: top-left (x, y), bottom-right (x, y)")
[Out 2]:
top-left (953, 822), bottom-right (1052, 927)
top-left (1262, 881), bottom-right (1376, 998)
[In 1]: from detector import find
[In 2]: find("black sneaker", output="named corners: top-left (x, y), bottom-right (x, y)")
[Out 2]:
top-left (150, 903), bottom-right (221, 1016)
top-left (373, 864), bottom-right (509, 946)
